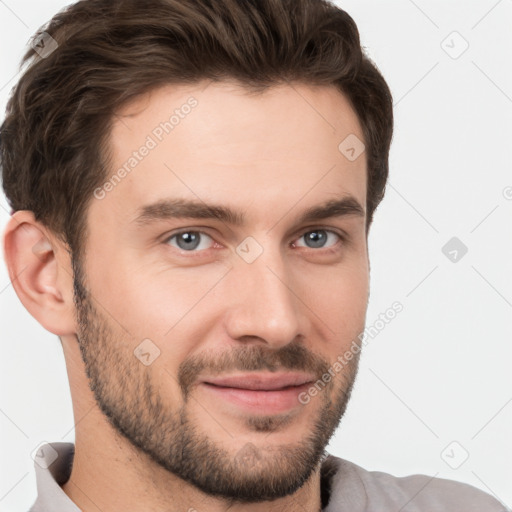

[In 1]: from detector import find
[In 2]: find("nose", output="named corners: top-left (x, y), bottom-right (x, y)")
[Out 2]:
top-left (223, 247), bottom-right (308, 349)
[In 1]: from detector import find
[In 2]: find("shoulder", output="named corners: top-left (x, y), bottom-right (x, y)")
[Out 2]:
top-left (323, 454), bottom-right (509, 511)
top-left (355, 466), bottom-right (507, 511)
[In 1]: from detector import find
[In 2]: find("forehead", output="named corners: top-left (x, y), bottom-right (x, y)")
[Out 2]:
top-left (92, 80), bottom-right (367, 228)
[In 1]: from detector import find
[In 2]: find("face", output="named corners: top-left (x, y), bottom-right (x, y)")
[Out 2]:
top-left (73, 80), bottom-right (369, 502)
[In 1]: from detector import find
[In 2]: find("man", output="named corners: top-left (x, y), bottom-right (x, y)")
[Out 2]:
top-left (0, 0), bottom-right (507, 510)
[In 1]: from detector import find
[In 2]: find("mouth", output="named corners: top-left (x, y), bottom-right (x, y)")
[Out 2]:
top-left (202, 372), bottom-right (316, 390)
top-left (199, 372), bottom-right (316, 413)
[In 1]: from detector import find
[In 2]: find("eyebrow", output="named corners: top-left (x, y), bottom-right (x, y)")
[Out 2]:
top-left (132, 196), bottom-right (365, 228)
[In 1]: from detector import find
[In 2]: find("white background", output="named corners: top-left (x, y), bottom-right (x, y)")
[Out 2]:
top-left (1, 0), bottom-right (511, 510)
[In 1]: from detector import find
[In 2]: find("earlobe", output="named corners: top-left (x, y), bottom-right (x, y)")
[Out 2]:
top-left (2, 210), bottom-right (77, 336)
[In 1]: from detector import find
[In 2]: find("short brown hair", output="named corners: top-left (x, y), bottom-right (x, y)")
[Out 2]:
top-left (1, 0), bottom-right (393, 262)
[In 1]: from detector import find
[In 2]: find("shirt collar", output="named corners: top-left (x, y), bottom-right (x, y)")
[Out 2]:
top-left (30, 442), bottom-right (80, 512)
top-left (321, 451), bottom-right (367, 511)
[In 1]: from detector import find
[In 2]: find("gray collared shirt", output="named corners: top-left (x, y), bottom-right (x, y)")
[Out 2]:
top-left (29, 442), bottom-right (508, 511)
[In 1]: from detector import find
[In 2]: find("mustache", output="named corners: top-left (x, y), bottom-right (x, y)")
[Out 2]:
top-left (178, 342), bottom-right (331, 397)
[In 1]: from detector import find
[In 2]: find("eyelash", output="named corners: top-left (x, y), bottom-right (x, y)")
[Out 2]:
top-left (162, 227), bottom-right (347, 256)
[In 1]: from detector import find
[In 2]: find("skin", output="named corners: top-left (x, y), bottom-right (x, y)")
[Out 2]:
top-left (3, 80), bottom-right (370, 512)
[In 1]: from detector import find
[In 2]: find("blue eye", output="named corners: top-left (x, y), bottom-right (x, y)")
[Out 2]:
top-left (295, 230), bottom-right (341, 249)
top-left (166, 231), bottom-right (214, 251)
top-left (164, 228), bottom-right (343, 255)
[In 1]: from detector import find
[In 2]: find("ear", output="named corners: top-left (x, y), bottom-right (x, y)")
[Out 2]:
top-left (2, 210), bottom-right (77, 336)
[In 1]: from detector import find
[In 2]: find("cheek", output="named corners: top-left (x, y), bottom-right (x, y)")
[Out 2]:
top-left (338, 263), bottom-right (369, 315)
top-left (300, 257), bottom-right (368, 312)
top-left (302, 260), bottom-right (369, 353)
top-left (87, 254), bottom-right (229, 363)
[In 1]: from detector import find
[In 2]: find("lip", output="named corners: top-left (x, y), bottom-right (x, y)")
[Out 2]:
top-left (202, 372), bottom-right (316, 391)
top-left (199, 372), bottom-right (316, 414)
